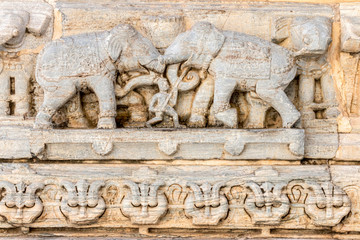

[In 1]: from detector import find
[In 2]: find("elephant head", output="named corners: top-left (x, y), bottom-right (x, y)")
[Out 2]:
top-left (0, 9), bottom-right (50, 48)
top-left (164, 22), bottom-right (225, 90)
top-left (272, 16), bottom-right (332, 56)
top-left (107, 24), bottom-right (166, 74)
top-left (341, 16), bottom-right (360, 53)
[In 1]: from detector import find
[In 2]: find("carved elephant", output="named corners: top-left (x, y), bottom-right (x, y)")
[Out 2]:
top-left (0, 9), bottom-right (50, 48)
top-left (34, 24), bottom-right (166, 129)
top-left (0, 9), bottom-right (51, 117)
top-left (164, 21), bottom-right (331, 128)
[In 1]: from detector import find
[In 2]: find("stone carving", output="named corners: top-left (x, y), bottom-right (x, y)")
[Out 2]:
top-left (60, 180), bottom-right (106, 224)
top-left (29, 128), bottom-right (304, 160)
top-left (34, 24), bottom-right (166, 129)
top-left (0, 9), bottom-right (50, 48)
top-left (272, 16), bottom-right (338, 121)
top-left (185, 182), bottom-right (228, 225)
top-left (0, 163), bottom-right (352, 234)
top-left (139, 15), bottom-right (185, 51)
top-left (0, 7), bottom-right (51, 119)
top-left (339, 13), bottom-right (360, 121)
top-left (304, 181), bottom-right (351, 226)
top-left (121, 180), bottom-right (168, 224)
top-left (163, 21), bottom-right (305, 128)
top-left (244, 167), bottom-right (290, 225)
top-left (341, 16), bottom-right (360, 53)
top-left (0, 1), bottom-right (358, 239)
top-left (0, 181), bottom-right (44, 225)
top-left (244, 181), bottom-right (289, 225)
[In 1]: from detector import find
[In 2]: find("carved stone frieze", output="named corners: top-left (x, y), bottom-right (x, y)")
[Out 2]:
top-left (185, 182), bottom-right (228, 225)
top-left (60, 180), bottom-right (106, 224)
top-left (0, 1), bottom-right (359, 239)
top-left (0, 181), bottom-right (44, 226)
top-left (0, 163), bottom-right (353, 234)
top-left (304, 181), bottom-right (351, 226)
top-left (244, 168), bottom-right (290, 225)
top-left (27, 128), bottom-right (304, 160)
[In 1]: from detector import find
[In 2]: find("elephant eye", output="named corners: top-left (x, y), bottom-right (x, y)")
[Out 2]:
top-left (12, 29), bottom-right (19, 37)
top-left (303, 36), bottom-right (311, 45)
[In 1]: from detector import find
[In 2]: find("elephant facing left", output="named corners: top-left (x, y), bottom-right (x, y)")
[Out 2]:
top-left (34, 24), bottom-right (166, 129)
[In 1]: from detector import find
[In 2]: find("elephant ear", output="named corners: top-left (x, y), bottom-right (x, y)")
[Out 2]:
top-left (196, 22), bottom-right (225, 58)
top-left (271, 17), bottom-right (291, 43)
top-left (181, 22), bottom-right (225, 70)
top-left (106, 33), bottom-right (122, 62)
top-left (27, 13), bottom-right (51, 36)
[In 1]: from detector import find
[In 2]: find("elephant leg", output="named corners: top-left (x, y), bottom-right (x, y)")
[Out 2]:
top-left (0, 72), bottom-right (10, 116)
top-left (66, 93), bottom-right (90, 129)
top-left (321, 72), bottom-right (339, 118)
top-left (256, 76), bottom-right (300, 128)
top-left (188, 76), bottom-right (214, 128)
top-left (34, 84), bottom-right (77, 129)
top-left (299, 74), bottom-right (315, 120)
top-left (14, 72), bottom-right (30, 116)
top-left (244, 92), bottom-right (269, 128)
top-left (213, 77), bottom-right (238, 128)
top-left (89, 77), bottom-right (117, 129)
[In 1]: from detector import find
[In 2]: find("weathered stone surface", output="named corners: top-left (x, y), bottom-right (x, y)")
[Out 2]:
top-left (28, 128), bottom-right (304, 160)
top-left (0, 0), bottom-right (359, 239)
top-left (0, 164), bottom-right (351, 232)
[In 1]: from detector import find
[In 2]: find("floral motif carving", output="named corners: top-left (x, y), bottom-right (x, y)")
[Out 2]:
top-left (0, 181), bottom-right (44, 225)
top-left (60, 180), bottom-right (106, 224)
top-left (121, 180), bottom-right (168, 224)
top-left (304, 181), bottom-right (351, 226)
top-left (185, 182), bottom-right (228, 225)
top-left (244, 181), bottom-right (289, 225)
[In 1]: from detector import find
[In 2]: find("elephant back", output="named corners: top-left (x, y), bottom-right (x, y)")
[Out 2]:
top-left (36, 31), bottom-right (110, 85)
top-left (210, 31), bottom-right (271, 80)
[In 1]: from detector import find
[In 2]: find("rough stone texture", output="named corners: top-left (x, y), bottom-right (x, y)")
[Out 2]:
top-left (0, 0), bottom-right (360, 239)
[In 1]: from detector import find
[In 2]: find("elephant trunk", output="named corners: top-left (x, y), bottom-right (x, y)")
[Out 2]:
top-left (166, 63), bottom-right (201, 92)
top-left (0, 33), bottom-right (13, 46)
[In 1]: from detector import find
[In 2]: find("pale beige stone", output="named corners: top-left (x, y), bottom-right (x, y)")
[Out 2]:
top-left (0, 0), bottom-right (359, 239)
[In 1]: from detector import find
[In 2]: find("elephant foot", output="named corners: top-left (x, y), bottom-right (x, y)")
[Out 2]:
top-left (175, 124), bottom-right (186, 129)
top-left (97, 117), bottom-right (116, 129)
top-left (34, 119), bottom-right (53, 129)
top-left (324, 107), bottom-right (340, 119)
top-left (215, 108), bottom-right (238, 128)
top-left (34, 113), bottom-right (53, 129)
top-left (188, 115), bottom-right (206, 128)
top-left (300, 109), bottom-right (315, 120)
top-left (282, 111), bottom-right (301, 128)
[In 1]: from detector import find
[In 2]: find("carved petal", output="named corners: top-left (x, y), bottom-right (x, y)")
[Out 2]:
top-left (224, 138), bottom-right (245, 156)
top-left (92, 140), bottom-right (113, 156)
top-left (158, 141), bottom-right (178, 156)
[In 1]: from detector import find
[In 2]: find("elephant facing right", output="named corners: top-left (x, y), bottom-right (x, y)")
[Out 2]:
top-left (163, 19), bottom-right (332, 128)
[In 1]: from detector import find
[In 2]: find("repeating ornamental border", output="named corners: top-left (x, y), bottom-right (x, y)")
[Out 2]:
top-left (0, 164), bottom-right (354, 234)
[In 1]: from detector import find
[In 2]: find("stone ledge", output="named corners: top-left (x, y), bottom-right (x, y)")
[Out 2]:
top-left (0, 163), bottom-right (355, 236)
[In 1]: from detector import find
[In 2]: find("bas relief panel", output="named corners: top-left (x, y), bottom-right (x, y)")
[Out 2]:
top-left (0, 1), bottom-right (359, 238)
